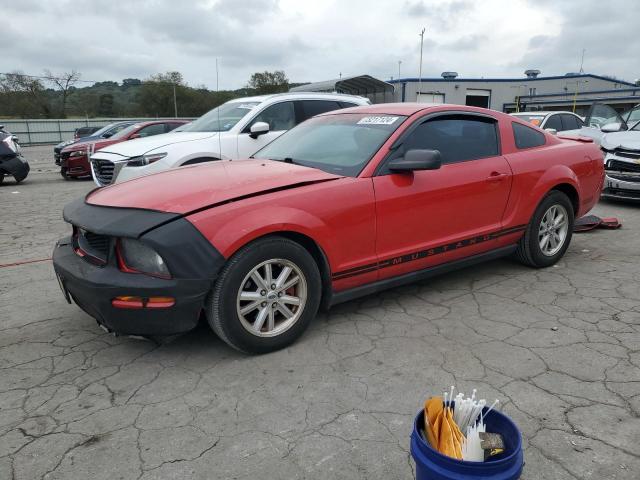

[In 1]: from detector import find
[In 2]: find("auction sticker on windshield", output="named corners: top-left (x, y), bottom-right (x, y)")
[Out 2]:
top-left (357, 116), bottom-right (399, 125)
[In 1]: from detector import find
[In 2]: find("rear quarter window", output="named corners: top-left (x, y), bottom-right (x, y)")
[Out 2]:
top-left (512, 122), bottom-right (546, 149)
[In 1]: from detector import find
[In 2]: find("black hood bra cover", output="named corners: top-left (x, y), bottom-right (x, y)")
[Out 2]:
top-left (63, 197), bottom-right (181, 239)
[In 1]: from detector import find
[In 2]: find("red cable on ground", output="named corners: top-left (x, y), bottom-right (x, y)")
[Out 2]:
top-left (0, 258), bottom-right (52, 268)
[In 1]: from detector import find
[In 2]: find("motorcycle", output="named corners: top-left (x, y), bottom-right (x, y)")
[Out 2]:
top-left (0, 125), bottom-right (29, 184)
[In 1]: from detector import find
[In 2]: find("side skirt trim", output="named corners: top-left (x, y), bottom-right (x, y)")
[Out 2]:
top-left (328, 245), bottom-right (518, 307)
top-left (331, 225), bottom-right (525, 280)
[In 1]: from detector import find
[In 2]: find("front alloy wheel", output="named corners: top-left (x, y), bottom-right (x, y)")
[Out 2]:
top-left (236, 259), bottom-right (307, 337)
top-left (207, 236), bottom-right (321, 354)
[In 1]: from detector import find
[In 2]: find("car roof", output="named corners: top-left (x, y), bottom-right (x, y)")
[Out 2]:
top-left (130, 119), bottom-right (189, 127)
top-left (511, 111), bottom-right (579, 117)
top-left (318, 103), bottom-right (505, 117)
top-left (226, 92), bottom-right (369, 104)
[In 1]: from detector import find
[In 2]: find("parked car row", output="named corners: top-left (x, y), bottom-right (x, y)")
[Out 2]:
top-left (59, 120), bottom-right (187, 179)
top-left (53, 102), bottom-right (604, 353)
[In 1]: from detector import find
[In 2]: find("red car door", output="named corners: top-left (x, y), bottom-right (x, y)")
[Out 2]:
top-left (372, 113), bottom-right (513, 281)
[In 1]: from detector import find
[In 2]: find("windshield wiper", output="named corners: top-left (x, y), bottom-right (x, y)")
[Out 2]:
top-left (260, 157), bottom-right (304, 165)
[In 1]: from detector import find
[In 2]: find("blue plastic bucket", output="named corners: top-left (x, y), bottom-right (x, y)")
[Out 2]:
top-left (410, 407), bottom-right (523, 480)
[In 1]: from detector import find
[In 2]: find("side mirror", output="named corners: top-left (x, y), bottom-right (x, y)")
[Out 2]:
top-left (601, 122), bottom-right (622, 133)
top-left (102, 132), bottom-right (113, 138)
top-left (249, 121), bottom-right (270, 139)
top-left (388, 149), bottom-right (442, 173)
top-left (129, 133), bottom-right (141, 139)
top-left (544, 128), bottom-right (558, 135)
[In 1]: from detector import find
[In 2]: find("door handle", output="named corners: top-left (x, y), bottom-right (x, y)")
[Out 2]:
top-left (486, 172), bottom-right (509, 181)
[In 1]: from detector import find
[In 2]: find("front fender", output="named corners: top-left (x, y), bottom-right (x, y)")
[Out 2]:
top-left (190, 205), bottom-right (335, 266)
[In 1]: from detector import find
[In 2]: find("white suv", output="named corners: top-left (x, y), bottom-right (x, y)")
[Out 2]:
top-left (90, 92), bottom-right (370, 186)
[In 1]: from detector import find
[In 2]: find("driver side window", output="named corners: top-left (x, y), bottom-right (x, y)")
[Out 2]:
top-left (400, 115), bottom-right (499, 164)
top-left (249, 102), bottom-right (295, 132)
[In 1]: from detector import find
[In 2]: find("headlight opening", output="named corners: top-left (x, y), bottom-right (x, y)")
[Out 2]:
top-left (116, 238), bottom-right (171, 279)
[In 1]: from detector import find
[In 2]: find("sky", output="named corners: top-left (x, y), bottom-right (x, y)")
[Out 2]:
top-left (2, 0), bottom-right (638, 90)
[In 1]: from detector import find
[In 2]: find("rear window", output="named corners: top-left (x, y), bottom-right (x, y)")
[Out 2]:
top-left (512, 122), bottom-right (546, 149)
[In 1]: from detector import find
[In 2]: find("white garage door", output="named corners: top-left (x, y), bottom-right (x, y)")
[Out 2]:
top-left (417, 92), bottom-right (445, 104)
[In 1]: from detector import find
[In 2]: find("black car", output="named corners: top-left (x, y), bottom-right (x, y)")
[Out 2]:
top-left (54, 121), bottom-right (135, 165)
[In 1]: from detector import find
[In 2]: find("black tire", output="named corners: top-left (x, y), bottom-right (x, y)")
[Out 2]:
top-left (206, 236), bottom-right (322, 354)
top-left (515, 190), bottom-right (574, 268)
top-left (0, 174), bottom-right (4, 184)
top-left (60, 168), bottom-right (70, 180)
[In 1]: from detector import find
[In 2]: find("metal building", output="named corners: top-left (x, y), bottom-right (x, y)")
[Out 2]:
top-left (389, 72), bottom-right (639, 114)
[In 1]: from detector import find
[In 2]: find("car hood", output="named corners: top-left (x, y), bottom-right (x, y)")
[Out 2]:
top-left (86, 159), bottom-right (343, 214)
top-left (63, 138), bottom-right (118, 153)
top-left (95, 131), bottom-right (216, 158)
top-left (601, 131), bottom-right (640, 151)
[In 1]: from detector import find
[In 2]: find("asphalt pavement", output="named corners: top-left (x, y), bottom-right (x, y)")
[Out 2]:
top-left (1, 145), bottom-right (639, 479)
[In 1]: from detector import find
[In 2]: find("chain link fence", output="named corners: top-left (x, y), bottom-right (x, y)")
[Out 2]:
top-left (1, 117), bottom-right (194, 145)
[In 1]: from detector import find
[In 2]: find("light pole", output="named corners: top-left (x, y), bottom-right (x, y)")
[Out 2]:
top-left (418, 27), bottom-right (425, 102)
top-left (398, 60), bottom-right (402, 79)
top-left (173, 83), bottom-right (178, 118)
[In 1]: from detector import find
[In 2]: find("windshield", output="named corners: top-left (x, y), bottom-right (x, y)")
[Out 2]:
top-left (91, 123), bottom-right (118, 137)
top-left (623, 105), bottom-right (640, 126)
top-left (585, 104), bottom-right (625, 129)
top-left (512, 114), bottom-right (546, 126)
top-left (254, 113), bottom-right (407, 177)
top-left (182, 102), bottom-right (260, 132)
top-left (111, 123), bottom-right (141, 139)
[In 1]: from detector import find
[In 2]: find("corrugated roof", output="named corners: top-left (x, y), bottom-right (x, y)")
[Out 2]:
top-left (290, 75), bottom-right (394, 94)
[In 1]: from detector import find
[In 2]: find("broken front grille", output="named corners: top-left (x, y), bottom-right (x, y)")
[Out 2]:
top-left (606, 159), bottom-right (640, 174)
top-left (73, 227), bottom-right (111, 265)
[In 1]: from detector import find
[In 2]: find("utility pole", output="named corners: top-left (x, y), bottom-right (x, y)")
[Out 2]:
top-left (398, 60), bottom-right (402, 79)
top-left (579, 48), bottom-right (586, 74)
top-left (173, 83), bottom-right (178, 117)
top-left (418, 28), bottom-right (426, 102)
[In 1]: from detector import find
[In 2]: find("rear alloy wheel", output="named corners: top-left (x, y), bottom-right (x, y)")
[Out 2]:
top-left (515, 190), bottom-right (574, 268)
top-left (207, 236), bottom-right (321, 353)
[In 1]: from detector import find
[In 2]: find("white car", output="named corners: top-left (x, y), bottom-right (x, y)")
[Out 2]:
top-left (90, 92), bottom-right (370, 186)
top-left (510, 111), bottom-right (584, 133)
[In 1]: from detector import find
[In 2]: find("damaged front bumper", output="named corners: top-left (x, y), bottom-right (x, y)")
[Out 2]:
top-left (602, 152), bottom-right (640, 201)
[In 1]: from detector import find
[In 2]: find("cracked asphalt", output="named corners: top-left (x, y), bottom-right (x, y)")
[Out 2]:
top-left (1, 145), bottom-right (639, 479)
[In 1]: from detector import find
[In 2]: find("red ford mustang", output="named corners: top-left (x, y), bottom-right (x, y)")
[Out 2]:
top-left (53, 104), bottom-right (604, 353)
top-left (59, 120), bottom-right (188, 179)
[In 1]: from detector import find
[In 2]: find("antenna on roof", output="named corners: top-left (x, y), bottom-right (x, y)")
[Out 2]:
top-left (579, 48), bottom-right (586, 73)
top-left (216, 58), bottom-right (223, 161)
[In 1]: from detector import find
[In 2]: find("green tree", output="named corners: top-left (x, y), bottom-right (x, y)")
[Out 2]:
top-left (139, 71), bottom-right (185, 117)
top-left (0, 71), bottom-right (52, 118)
top-left (248, 71), bottom-right (289, 94)
top-left (98, 94), bottom-right (114, 116)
